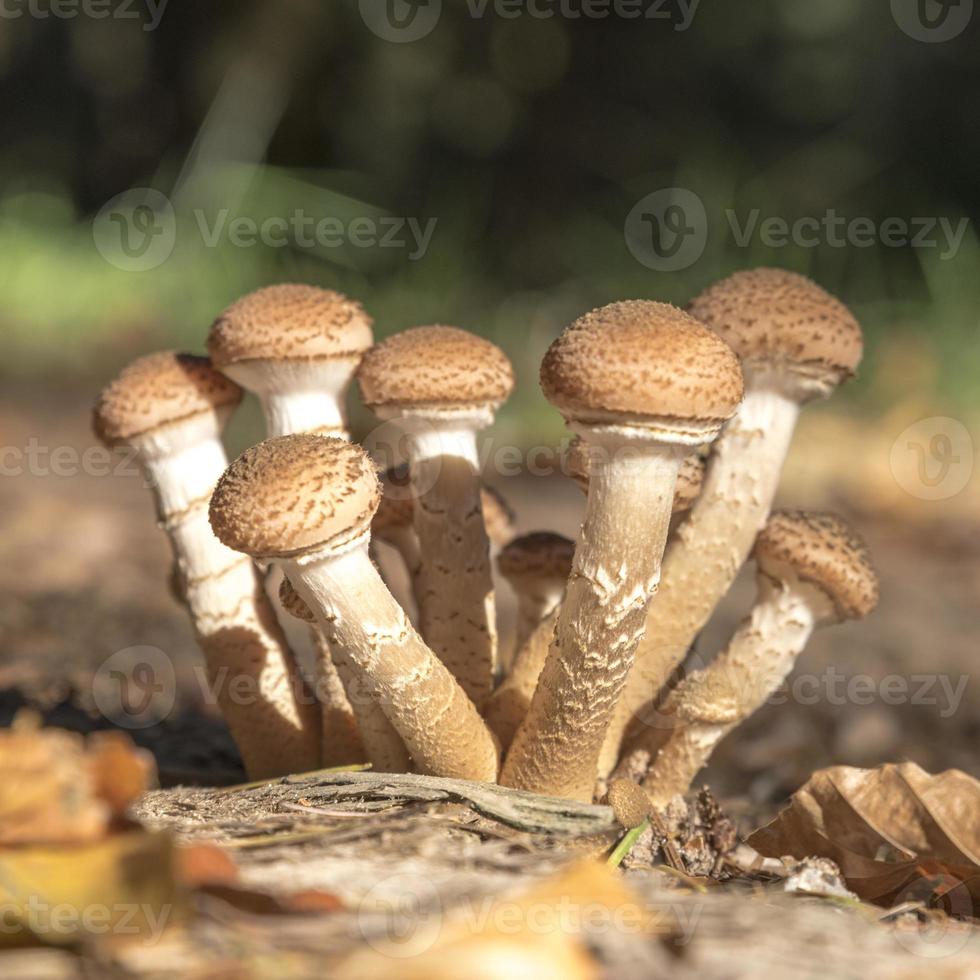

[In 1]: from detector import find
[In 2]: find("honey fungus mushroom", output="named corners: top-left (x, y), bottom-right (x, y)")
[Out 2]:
top-left (209, 434), bottom-right (499, 782)
top-left (357, 326), bottom-right (515, 708)
top-left (605, 270), bottom-right (863, 774)
top-left (93, 352), bottom-right (320, 779)
top-left (642, 511), bottom-right (879, 805)
top-left (500, 301), bottom-right (744, 802)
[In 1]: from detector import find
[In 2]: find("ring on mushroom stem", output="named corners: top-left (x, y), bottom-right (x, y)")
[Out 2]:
top-left (641, 510), bottom-right (879, 805)
top-left (603, 269), bottom-right (864, 778)
top-left (208, 283), bottom-right (381, 769)
top-left (357, 326), bottom-right (516, 709)
top-left (209, 435), bottom-right (500, 782)
top-left (92, 352), bottom-right (320, 780)
top-left (499, 301), bottom-right (744, 802)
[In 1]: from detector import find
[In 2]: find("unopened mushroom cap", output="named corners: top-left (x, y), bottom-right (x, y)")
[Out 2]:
top-left (497, 532), bottom-right (575, 584)
top-left (564, 437), bottom-right (706, 512)
top-left (93, 351), bottom-right (242, 445)
top-left (754, 510), bottom-right (879, 620)
top-left (540, 301), bottom-right (743, 425)
top-left (209, 434), bottom-right (380, 559)
top-left (207, 284), bottom-right (374, 367)
top-left (278, 576), bottom-right (316, 623)
top-left (606, 778), bottom-right (652, 828)
top-left (357, 326), bottom-right (515, 411)
top-left (688, 269), bottom-right (863, 379)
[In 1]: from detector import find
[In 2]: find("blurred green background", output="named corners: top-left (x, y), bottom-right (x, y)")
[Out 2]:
top-left (2, 0), bottom-right (979, 439)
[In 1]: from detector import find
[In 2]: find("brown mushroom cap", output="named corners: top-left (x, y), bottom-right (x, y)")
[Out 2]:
top-left (93, 351), bottom-right (243, 446)
top-left (753, 510), bottom-right (879, 620)
top-left (497, 532), bottom-right (575, 584)
top-left (540, 301), bottom-right (743, 425)
top-left (688, 268), bottom-right (863, 379)
top-left (209, 435), bottom-right (381, 559)
top-left (564, 437), bottom-right (706, 512)
top-left (606, 778), bottom-right (652, 828)
top-left (372, 466), bottom-right (515, 546)
top-left (207, 284), bottom-right (374, 367)
top-left (278, 576), bottom-right (316, 623)
top-left (356, 326), bottom-right (515, 411)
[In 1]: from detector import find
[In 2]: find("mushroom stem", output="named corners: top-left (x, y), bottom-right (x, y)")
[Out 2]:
top-left (641, 574), bottom-right (830, 806)
top-left (404, 412), bottom-right (498, 707)
top-left (600, 380), bottom-right (800, 773)
top-left (500, 439), bottom-right (684, 801)
top-left (141, 422), bottom-right (320, 779)
top-left (281, 535), bottom-right (499, 782)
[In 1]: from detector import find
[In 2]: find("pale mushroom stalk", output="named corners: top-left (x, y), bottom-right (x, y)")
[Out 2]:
top-left (643, 510), bottom-right (878, 805)
top-left (604, 270), bottom-right (864, 774)
top-left (279, 578), bottom-right (405, 771)
top-left (210, 435), bottom-right (500, 782)
top-left (499, 301), bottom-right (743, 801)
top-left (357, 327), bottom-right (515, 708)
top-left (93, 354), bottom-right (320, 779)
top-left (598, 372), bottom-right (801, 774)
top-left (208, 283), bottom-right (379, 767)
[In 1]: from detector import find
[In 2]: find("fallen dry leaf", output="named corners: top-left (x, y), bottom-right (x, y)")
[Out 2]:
top-left (749, 763), bottom-right (980, 909)
top-left (0, 720), bottom-right (157, 845)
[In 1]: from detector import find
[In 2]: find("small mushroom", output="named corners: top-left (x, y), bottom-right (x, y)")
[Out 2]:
top-left (93, 352), bottom-right (320, 779)
top-left (208, 284), bottom-right (375, 769)
top-left (499, 301), bottom-right (744, 801)
top-left (642, 510), bottom-right (879, 805)
top-left (496, 531), bottom-right (575, 655)
top-left (606, 270), bottom-right (864, 772)
top-left (209, 434), bottom-right (499, 782)
top-left (207, 283), bottom-right (373, 438)
top-left (357, 326), bottom-right (515, 708)
top-left (279, 578), bottom-right (405, 771)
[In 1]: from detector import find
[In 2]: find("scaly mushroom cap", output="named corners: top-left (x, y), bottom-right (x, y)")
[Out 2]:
top-left (688, 268), bottom-right (863, 379)
top-left (278, 576), bottom-right (316, 624)
top-left (540, 301), bottom-right (743, 425)
top-left (753, 510), bottom-right (879, 621)
top-left (373, 465), bottom-right (515, 546)
top-left (210, 435), bottom-right (381, 559)
top-left (356, 325), bottom-right (515, 411)
top-left (497, 532), bottom-right (575, 585)
top-left (564, 437), bottom-right (706, 511)
top-left (93, 351), bottom-right (242, 446)
top-left (207, 284), bottom-right (374, 367)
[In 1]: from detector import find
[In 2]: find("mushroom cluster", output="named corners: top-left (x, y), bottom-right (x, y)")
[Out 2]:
top-left (93, 271), bottom-right (878, 807)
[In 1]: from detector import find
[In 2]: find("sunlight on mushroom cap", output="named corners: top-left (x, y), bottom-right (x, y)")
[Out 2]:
top-left (754, 510), bottom-right (879, 621)
top-left (207, 284), bottom-right (374, 366)
top-left (92, 351), bottom-right (242, 445)
top-left (688, 268), bottom-right (863, 379)
top-left (209, 435), bottom-right (380, 559)
top-left (540, 301), bottom-right (743, 425)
